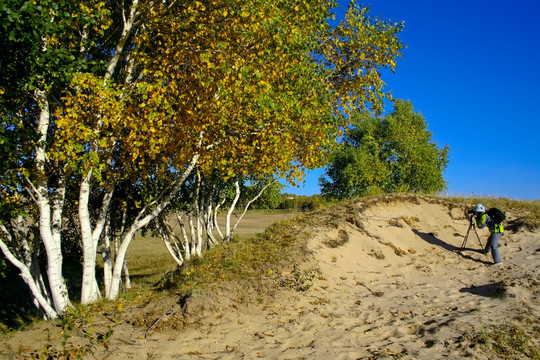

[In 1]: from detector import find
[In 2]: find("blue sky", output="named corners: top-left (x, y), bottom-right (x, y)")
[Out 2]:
top-left (283, 0), bottom-right (540, 200)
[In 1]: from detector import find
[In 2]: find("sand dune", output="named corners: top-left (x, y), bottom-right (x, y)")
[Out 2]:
top-left (3, 196), bottom-right (539, 359)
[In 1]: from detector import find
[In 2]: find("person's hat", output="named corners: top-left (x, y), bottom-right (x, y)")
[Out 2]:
top-left (474, 203), bottom-right (485, 212)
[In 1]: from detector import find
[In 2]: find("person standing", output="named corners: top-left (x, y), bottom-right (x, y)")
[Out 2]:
top-left (473, 203), bottom-right (504, 265)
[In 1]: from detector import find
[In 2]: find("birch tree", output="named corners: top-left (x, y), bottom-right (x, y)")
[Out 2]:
top-left (0, 0), bottom-right (113, 317)
top-left (1, 0), bottom-right (403, 316)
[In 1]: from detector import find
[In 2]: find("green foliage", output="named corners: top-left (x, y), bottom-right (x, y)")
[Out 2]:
top-left (0, 0), bottom-right (111, 105)
top-left (318, 1), bottom-right (404, 114)
top-left (0, 0), bottom-right (115, 237)
top-left (245, 180), bottom-right (284, 210)
top-left (1, 0), bottom-right (404, 317)
top-left (293, 195), bottom-right (327, 211)
top-left (276, 194), bottom-right (328, 211)
top-left (320, 99), bottom-right (449, 199)
top-left (0, 258), bottom-right (6, 279)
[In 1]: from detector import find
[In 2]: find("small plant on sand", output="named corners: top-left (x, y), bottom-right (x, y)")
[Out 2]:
top-left (19, 303), bottom-right (117, 359)
top-left (278, 265), bottom-right (316, 292)
top-left (470, 321), bottom-right (540, 359)
top-left (28, 343), bottom-right (90, 360)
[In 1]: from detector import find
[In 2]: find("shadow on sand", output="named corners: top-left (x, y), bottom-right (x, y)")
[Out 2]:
top-left (412, 229), bottom-right (492, 265)
top-left (412, 229), bottom-right (457, 252)
top-left (459, 281), bottom-right (508, 298)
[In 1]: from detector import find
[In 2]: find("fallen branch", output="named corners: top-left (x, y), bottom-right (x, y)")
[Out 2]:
top-left (143, 310), bottom-right (175, 338)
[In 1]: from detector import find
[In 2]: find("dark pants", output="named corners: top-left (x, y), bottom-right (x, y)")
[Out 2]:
top-left (484, 232), bottom-right (503, 263)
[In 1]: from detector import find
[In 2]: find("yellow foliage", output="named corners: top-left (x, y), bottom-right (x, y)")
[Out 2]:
top-left (47, 0), bottom-right (401, 190)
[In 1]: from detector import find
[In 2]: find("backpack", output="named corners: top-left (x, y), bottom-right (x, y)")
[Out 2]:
top-left (487, 207), bottom-right (506, 224)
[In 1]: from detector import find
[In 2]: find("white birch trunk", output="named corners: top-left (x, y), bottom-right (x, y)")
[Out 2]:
top-left (225, 181), bottom-right (241, 241)
top-left (34, 89), bottom-right (71, 315)
top-left (195, 215), bottom-right (204, 256)
top-left (93, 0), bottom-right (138, 299)
top-left (158, 216), bottom-right (184, 266)
top-left (205, 203), bottom-right (218, 246)
top-left (162, 239), bottom-right (184, 266)
top-left (231, 182), bottom-right (273, 234)
top-left (213, 196), bottom-right (226, 241)
top-left (102, 220), bottom-right (113, 299)
top-left (79, 173), bottom-right (114, 304)
top-left (189, 213), bottom-right (197, 256)
top-left (106, 154), bottom-right (199, 300)
top-left (0, 236), bottom-right (58, 319)
top-left (192, 171), bottom-right (203, 256)
top-left (177, 214), bottom-right (191, 261)
top-left (79, 171), bottom-right (99, 303)
top-left (123, 259), bottom-right (131, 290)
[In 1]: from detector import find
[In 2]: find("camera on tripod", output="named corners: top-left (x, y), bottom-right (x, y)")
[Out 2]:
top-left (458, 209), bottom-right (484, 252)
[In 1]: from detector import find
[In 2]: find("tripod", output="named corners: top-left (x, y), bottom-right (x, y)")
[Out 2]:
top-left (459, 215), bottom-right (484, 251)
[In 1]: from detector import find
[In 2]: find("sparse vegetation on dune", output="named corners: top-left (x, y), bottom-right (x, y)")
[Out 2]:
top-left (154, 218), bottom-right (309, 293)
top-left (443, 195), bottom-right (540, 230)
top-left (1, 194), bottom-right (539, 359)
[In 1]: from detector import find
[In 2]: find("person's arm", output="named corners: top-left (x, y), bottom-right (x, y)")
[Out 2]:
top-left (476, 213), bottom-right (487, 228)
top-left (485, 215), bottom-right (495, 231)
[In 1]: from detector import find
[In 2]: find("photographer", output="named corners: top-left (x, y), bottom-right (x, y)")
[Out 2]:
top-left (472, 204), bottom-right (504, 265)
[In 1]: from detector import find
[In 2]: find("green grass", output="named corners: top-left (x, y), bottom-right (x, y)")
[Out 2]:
top-left (153, 217), bottom-right (308, 294)
top-left (125, 234), bottom-right (180, 289)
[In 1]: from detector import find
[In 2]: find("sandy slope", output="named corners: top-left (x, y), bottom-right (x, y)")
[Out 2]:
top-left (2, 196), bottom-right (539, 359)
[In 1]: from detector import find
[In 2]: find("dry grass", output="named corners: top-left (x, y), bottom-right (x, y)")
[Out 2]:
top-left (153, 216), bottom-right (309, 293)
top-left (126, 235), bottom-right (179, 289)
top-left (125, 210), bottom-right (301, 290)
top-left (437, 195), bottom-right (540, 230)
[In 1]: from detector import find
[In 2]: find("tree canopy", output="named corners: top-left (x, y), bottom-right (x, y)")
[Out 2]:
top-left (320, 99), bottom-right (449, 199)
top-left (1, 0), bottom-right (404, 317)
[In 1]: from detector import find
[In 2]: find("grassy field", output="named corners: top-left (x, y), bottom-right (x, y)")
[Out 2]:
top-left (126, 209), bottom-right (301, 289)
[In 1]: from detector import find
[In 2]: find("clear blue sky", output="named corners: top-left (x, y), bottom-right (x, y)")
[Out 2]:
top-left (283, 0), bottom-right (540, 200)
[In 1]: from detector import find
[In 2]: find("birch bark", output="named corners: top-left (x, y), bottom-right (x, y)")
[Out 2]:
top-left (0, 236), bottom-right (58, 319)
top-left (224, 181), bottom-right (241, 242)
top-left (106, 153), bottom-right (199, 299)
top-left (33, 89), bottom-right (71, 315)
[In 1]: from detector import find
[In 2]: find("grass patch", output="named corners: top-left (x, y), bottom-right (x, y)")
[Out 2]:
top-left (154, 218), bottom-right (307, 293)
top-left (470, 318), bottom-right (540, 359)
top-left (125, 234), bottom-right (180, 289)
top-left (439, 195), bottom-right (540, 230)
